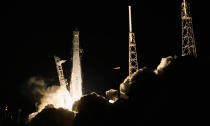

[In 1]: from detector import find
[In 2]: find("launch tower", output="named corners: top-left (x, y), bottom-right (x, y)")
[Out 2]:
top-left (128, 6), bottom-right (138, 78)
top-left (181, 0), bottom-right (197, 57)
top-left (54, 56), bottom-right (67, 86)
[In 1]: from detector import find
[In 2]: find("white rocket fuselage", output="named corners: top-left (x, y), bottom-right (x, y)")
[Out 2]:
top-left (70, 30), bottom-right (82, 101)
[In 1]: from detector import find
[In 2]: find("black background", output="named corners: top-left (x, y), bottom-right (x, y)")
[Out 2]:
top-left (1, 0), bottom-right (210, 115)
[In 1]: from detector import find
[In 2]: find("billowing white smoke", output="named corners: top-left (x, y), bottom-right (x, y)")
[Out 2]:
top-left (26, 77), bottom-right (76, 120)
top-left (119, 69), bottom-right (144, 100)
top-left (106, 89), bottom-right (118, 103)
top-left (38, 85), bottom-right (72, 112)
top-left (25, 77), bottom-right (46, 103)
top-left (118, 56), bottom-right (176, 101)
top-left (154, 56), bottom-right (176, 74)
top-left (119, 68), bottom-right (146, 94)
top-left (120, 76), bottom-right (130, 95)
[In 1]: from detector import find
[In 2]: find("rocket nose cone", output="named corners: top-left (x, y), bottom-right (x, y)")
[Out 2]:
top-left (74, 28), bottom-right (79, 31)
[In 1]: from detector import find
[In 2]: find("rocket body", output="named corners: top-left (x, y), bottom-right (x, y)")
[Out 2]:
top-left (70, 29), bottom-right (82, 101)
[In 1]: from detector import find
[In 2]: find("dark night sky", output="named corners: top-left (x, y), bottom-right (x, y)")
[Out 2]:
top-left (1, 0), bottom-right (210, 114)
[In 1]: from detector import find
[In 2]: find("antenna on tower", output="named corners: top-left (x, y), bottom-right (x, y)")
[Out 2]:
top-left (181, 0), bottom-right (197, 57)
top-left (129, 6), bottom-right (133, 32)
top-left (128, 6), bottom-right (138, 78)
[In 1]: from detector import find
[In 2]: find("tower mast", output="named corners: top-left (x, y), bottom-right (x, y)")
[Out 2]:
top-left (181, 0), bottom-right (197, 57)
top-left (128, 6), bottom-right (138, 78)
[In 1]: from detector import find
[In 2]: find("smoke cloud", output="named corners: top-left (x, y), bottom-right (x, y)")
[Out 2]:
top-left (73, 92), bottom-right (112, 126)
top-left (74, 92), bottom-right (109, 113)
top-left (154, 56), bottom-right (176, 75)
top-left (28, 105), bottom-right (75, 126)
top-left (119, 76), bottom-right (130, 95)
top-left (26, 56), bottom-right (210, 126)
top-left (25, 76), bottom-right (73, 121)
top-left (106, 89), bottom-right (118, 102)
top-left (23, 76), bottom-right (47, 105)
top-left (25, 77), bottom-right (71, 112)
top-left (37, 85), bottom-right (71, 112)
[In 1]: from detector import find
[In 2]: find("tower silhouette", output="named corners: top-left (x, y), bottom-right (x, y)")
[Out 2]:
top-left (128, 6), bottom-right (138, 78)
top-left (181, 0), bottom-right (197, 57)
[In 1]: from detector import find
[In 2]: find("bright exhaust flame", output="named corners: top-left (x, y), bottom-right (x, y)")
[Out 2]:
top-left (28, 85), bottom-right (74, 120)
top-left (38, 85), bottom-right (72, 112)
top-left (36, 76), bottom-right (83, 113)
top-left (29, 30), bottom-right (83, 120)
top-left (28, 83), bottom-right (82, 120)
top-left (28, 77), bottom-right (83, 120)
top-left (69, 60), bottom-right (83, 106)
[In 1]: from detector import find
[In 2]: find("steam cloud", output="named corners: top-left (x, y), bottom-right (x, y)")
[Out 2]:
top-left (25, 77), bottom-right (73, 120)
top-left (23, 77), bottom-right (47, 105)
top-left (26, 56), bottom-right (210, 126)
top-left (28, 105), bottom-right (75, 126)
top-left (106, 89), bottom-right (118, 102)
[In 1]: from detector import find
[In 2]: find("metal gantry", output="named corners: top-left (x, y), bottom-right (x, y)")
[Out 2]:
top-left (181, 0), bottom-right (197, 57)
top-left (54, 56), bottom-right (67, 86)
top-left (128, 6), bottom-right (138, 78)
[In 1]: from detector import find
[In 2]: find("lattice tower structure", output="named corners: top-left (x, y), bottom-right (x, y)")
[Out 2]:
top-left (181, 0), bottom-right (197, 57)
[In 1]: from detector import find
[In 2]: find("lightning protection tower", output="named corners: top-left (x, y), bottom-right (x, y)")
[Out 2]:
top-left (128, 6), bottom-right (138, 78)
top-left (181, 0), bottom-right (197, 57)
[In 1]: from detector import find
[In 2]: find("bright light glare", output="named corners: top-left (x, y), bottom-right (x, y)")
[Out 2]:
top-left (109, 100), bottom-right (115, 104)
